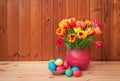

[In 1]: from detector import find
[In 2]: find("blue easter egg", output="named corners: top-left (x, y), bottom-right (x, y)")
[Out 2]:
top-left (48, 59), bottom-right (55, 65)
top-left (48, 62), bottom-right (56, 71)
top-left (71, 66), bottom-right (79, 72)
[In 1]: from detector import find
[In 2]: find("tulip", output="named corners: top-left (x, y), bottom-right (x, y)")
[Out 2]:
top-left (67, 33), bottom-right (76, 43)
top-left (73, 27), bottom-right (81, 33)
top-left (56, 28), bottom-right (65, 36)
top-left (86, 27), bottom-right (94, 36)
top-left (79, 21), bottom-right (86, 29)
top-left (56, 37), bottom-right (64, 47)
top-left (76, 21), bottom-right (81, 27)
top-left (94, 27), bottom-right (102, 35)
top-left (97, 24), bottom-right (103, 30)
top-left (58, 19), bottom-right (69, 30)
top-left (77, 30), bottom-right (87, 39)
top-left (95, 41), bottom-right (103, 49)
top-left (85, 20), bottom-right (92, 26)
top-left (67, 18), bottom-right (76, 27)
top-left (92, 20), bottom-right (103, 30)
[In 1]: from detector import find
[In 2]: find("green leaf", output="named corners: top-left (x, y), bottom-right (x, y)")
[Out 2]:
top-left (77, 36), bottom-right (93, 49)
top-left (65, 28), bottom-right (75, 35)
top-left (64, 37), bottom-right (73, 49)
top-left (69, 28), bottom-right (75, 33)
top-left (65, 43), bottom-right (72, 50)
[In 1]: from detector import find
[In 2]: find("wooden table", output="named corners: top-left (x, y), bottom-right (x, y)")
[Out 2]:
top-left (0, 61), bottom-right (120, 81)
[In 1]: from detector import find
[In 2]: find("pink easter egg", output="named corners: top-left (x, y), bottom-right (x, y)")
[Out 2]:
top-left (56, 66), bottom-right (65, 71)
top-left (73, 70), bottom-right (81, 77)
top-left (63, 61), bottom-right (69, 69)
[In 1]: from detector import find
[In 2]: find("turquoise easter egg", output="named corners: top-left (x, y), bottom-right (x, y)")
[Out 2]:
top-left (48, 62), bottom-right (56, 71)
top-left (65, 69), bottom-right (73, 77)
top-left (71, 66), bottom-right (79, 72)
top-left (48, 59), bottom-right (55, 65)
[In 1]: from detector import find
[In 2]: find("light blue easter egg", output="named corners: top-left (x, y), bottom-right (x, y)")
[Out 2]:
top-left (71, 66), bottom-right (79, 72)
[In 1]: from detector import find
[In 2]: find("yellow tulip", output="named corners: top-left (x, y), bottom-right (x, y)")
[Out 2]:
top-left (77, 30), bottom-right (87, 39)
top-left (73, 27), bottom-right (81, 33)
top-left (58, 19), bottom-right (69, 30)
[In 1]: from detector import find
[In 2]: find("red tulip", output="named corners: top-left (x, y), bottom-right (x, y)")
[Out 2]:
top-left (56, 37), bottom-right (64, 47)
top-left (95, 41), bottom-right (103, 49)
top-left (67, 18), bottom-right (76, 27)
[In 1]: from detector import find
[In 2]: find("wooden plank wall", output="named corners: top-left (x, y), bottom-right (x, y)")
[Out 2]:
top-left (0, 0), bottom-right (120, 61)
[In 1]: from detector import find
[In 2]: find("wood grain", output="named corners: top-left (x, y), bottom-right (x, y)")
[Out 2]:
top-left (0, 0), bottom-right (120, 61)
top-left (0, 0), bottom-right (7, 61)
top-left (56, 0), bottom-right (67, 59)
top-left (19, 0), bottom-right (31, 60)
top-left (90, 0), bottom-right (102, 60)
top-left (41, 0), bottom-right (54, 60)
top-left (111, 0), bottom-right (120, 60)
top-left (101, 0), bottom-right (114, 60)
top-left (0, 61), bottom-right (120, 81)
top-left (78, 0), bottom-right (90, 19)
top-left (53, 0), bottom-right (67, 59)
top-left (66, 0), bottom-right (78, 19)
top-left (53, 0), bottom-right (60, 59)
top-left (7, 0), bottom-right (19, 60)
top-left (30, 0), bottom-right (42, 60)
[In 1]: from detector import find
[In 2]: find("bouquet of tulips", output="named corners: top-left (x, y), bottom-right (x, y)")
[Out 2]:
top-left (56, 17), bottom-right (103, 50)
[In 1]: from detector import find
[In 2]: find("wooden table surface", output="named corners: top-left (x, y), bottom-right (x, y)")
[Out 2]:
top-left (0, 61), bottom-right (120, 81)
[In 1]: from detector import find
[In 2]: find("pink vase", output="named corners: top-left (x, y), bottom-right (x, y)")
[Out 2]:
top-left (66, 48), bottom-right (91, 70)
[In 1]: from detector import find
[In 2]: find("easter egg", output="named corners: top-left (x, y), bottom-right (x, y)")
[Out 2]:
top-left (56, 66), bottom-right (65, 71)
top-left (55, 59), bottom-right (63, 66)
top-left (63, 61), bottom-right (69, 69)
top-left (48, 62), bottom-right (56, 71)
top-left (71, 66), bottom-right (79, 72)
top-left (73, 70), bottom-right (81, 77)
top-left (56, 58), bottom-right (63, 60)
top-left (48, 59), bottom-right (55, 65)
top-left (65, 69), bottom-right (73, 77)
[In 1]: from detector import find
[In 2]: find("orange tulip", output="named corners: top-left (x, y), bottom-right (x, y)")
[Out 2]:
top-left (67, 33), bottom-right (76, 43)
top-left (85, 20), bottom-right (92, 26)
top-left (79, 21), bottom-right (86, 29)
top-left (56, 28), bottom-right (65, 36)
top-left (86, 27), bottom-right (94, 36)
top-left (94, 27), bottom-right (102, 35)
top-left (76, 21), bottom-right (80, 27)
